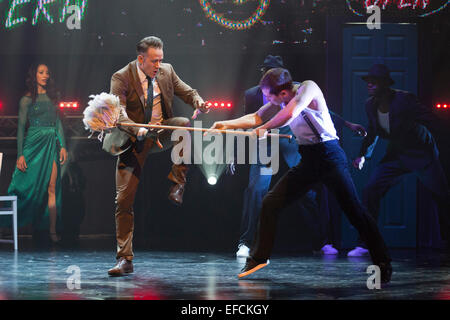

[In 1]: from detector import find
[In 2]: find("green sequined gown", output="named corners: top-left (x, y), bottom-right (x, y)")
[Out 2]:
top-left (1, 94), bottom-right (66, 230)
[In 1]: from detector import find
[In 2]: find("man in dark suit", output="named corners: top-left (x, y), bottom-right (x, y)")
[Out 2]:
top-left (236, 55), bottom-right (367, 258)
top-left (349, 64), bottom-right (450, 256)
top-left (105, 36), bottom-right (209, 276)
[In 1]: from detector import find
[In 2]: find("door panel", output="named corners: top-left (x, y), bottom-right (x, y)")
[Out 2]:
top-left (341, 23), bottom-right (418, 248)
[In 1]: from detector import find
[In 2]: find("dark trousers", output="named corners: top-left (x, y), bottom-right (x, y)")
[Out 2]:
top-left (361, 155), bottom-right (450, 246)
top-left (250, 140), bottom-right (391, 265)
top-left (239, 132), bottom-right (329, 250)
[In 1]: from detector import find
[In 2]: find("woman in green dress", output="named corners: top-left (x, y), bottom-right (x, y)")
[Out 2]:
top-left (6, 63), bottom-right (67, 243)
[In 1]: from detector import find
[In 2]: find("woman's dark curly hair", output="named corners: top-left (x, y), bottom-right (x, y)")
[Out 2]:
top-left (25, 63), bottom-right (60, 105)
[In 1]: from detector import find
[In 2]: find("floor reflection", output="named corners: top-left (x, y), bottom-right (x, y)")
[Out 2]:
top-left (0, 249), bottom-right (448, 300)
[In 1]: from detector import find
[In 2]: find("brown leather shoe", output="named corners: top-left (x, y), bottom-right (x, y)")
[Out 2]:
top-left (168, 183), bottom-right (185, 206)
top-left (108, 257), bottom-right (133, 276)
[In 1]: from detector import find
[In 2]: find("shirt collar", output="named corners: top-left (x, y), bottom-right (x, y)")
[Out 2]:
top-left (136, 63), bottom-right (150, 84)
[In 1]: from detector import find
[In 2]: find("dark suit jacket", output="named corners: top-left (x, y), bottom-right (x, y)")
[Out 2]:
top-left (359, 89), bottom-right (439, 169)
top-left (102, 60), bottom-right (203, 155)
top-left (244, 86), bottom-right (264, 115)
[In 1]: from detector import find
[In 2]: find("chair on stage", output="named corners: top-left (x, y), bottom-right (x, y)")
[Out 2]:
top-left (0, 152), bottom-right (18, 250)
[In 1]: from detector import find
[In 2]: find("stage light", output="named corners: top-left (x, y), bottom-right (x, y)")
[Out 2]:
top-left (435, 103), bottom-right (449, 110)
top-left (206, 101), bottom-right (233, 109)
top-left (207, 175), bottom-right (217, 185)
top-left (59, 101), bottom-right (79, 109)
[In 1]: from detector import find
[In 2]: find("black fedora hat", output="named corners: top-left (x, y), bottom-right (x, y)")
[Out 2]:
top-left (260, 55), bottom-right (284, 70)
top-left (362, 64), bottom-right (394, 86)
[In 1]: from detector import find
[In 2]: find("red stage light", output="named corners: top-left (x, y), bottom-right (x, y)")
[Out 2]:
top-left (205, 101), bottom-right (233, 109)
top-left (59, 101), bottom-right (79, 109)
top-left (435, 103), bottom-right (450, 110)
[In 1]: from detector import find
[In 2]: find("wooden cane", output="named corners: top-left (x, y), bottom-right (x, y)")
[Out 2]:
top-left (116, 122), bottom-right (293, 139)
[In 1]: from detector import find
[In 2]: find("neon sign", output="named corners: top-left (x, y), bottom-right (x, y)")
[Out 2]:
top-left (4, 0), bottom-right (88, 29)
top-left (365, 0), bottom-right (430, 9)
top-left (198, 0), bottom-right (270, 31)
top-left (346, 0), bottom-right (449, 17)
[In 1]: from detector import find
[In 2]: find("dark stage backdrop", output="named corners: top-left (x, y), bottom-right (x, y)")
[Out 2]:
top-left (0, 1), bottom-right (448, 252)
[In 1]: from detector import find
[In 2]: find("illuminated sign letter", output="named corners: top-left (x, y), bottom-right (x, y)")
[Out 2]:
top-left (32, 0), bottom-right (57, 25)
top-left (60, 0), bottom-right (88, 23)
top-left (5, 0), bottom-right (32, 29)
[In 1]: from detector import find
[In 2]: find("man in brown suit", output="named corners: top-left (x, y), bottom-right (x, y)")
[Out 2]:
top-left (105, 36), bottom-right (209, 276)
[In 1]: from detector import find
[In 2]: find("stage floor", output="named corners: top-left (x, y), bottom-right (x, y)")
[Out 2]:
top-left (0, 247), bottom-right (449, 300)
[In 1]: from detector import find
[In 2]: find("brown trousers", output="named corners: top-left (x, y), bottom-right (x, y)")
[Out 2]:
top-left (115, 117), bottom-right (190, 260)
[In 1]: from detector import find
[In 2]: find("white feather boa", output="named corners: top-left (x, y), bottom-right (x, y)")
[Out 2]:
top-left (83, 93), bottom-right (122, 141)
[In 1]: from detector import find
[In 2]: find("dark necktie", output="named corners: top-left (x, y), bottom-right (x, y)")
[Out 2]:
top-left (144, 76), bottom-right (154, 123)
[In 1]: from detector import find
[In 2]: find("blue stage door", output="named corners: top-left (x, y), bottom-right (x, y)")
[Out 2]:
top-left (341, 23), bottom-right (418, 248)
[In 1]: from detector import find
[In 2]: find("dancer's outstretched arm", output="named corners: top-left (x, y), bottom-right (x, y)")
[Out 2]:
top-left (209, 111), bottom-right (263, 131)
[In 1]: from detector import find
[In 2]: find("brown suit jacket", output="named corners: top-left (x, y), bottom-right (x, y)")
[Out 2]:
top-left (102, 60), bottom-right (203, 155)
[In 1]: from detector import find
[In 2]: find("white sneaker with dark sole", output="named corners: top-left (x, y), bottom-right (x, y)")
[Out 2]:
top-left (238, 259), bottom-right (270, 279)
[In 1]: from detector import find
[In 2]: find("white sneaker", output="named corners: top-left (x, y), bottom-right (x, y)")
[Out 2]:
top-left (347, 246), bottom-right (369, 257)
top-left (236, 244), bottom-right (250, 258)
top-left (321, 244), bottom-right (339, 255)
